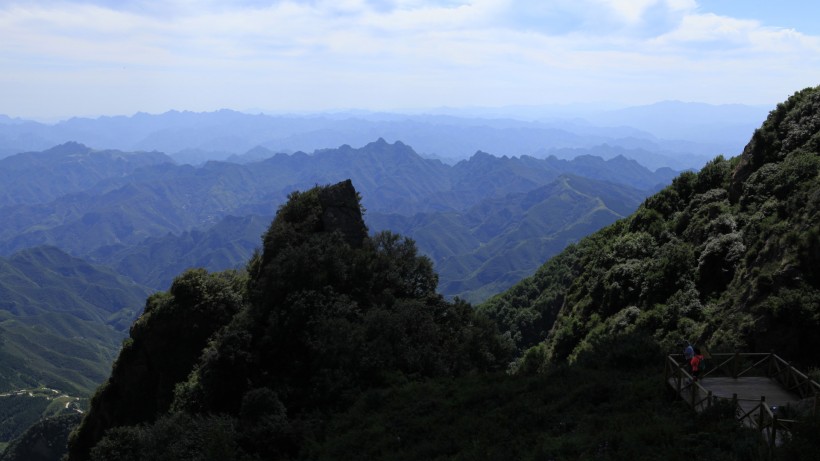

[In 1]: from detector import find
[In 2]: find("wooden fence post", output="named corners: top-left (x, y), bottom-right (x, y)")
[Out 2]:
top-left (676, 363), bottom-right (682, 396)
top-left (758, 396), bottom-right (766, 432)
top-left (732, 393), bottom-right (739, 419)
top-left (707, 390), bottom-right (713, 410)
top-left (691, 379), bottom-right (697, 406)
top-left (733, 351), bottom-right (739, 379)
top-left (770, 414), bottom-right (778, 452)
top-left (767, 351), bottom-right (774, 378)
top-left (786, 363), bottom-right (793, 391)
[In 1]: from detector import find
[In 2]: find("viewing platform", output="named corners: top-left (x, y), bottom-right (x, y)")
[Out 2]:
top-left (665, 352), bottom-right (820, 456)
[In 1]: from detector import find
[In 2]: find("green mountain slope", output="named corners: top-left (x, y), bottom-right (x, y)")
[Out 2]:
top-left (0, 413), bottom-right (83, 461)
top-left (479, 86), bottom-right (820, 367)
top-left (0, 140), bottom-right (671, 302)
top-left (0, 246), bottom-right (151, 456)
top-left (89, 214), bottom-right (270, 290)
top-left (0, 246), bottom-right (151, 395)
top-left (369, 174), bottom-right (646, 302)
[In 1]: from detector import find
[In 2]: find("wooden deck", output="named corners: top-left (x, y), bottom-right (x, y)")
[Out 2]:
top-left (665, 352), bottom-right (820, 458)
top-left (667, 375), bottom-right (800, 414)
top-left (704, 376), bottom-right (799, 410)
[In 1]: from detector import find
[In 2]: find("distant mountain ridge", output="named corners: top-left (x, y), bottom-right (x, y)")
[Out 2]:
top-left (0, 105), bottom-right (764, 168)
top-left (0, 140), bottom-right (673, 301)
top-left (0, 142), bottom-right (172, 207)
top-left (586, 100), bottom-right (770, 146)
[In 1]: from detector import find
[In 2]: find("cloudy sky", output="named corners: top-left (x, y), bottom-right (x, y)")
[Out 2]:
top-left (2, 0), bottom-right (819, 119)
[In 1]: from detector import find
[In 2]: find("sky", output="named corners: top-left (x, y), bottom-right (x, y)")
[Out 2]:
top-left (1, 0), bottom-right (820, 119)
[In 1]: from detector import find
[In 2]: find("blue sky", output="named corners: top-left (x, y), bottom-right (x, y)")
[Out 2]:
top-left (1, 0), bottom-right (819, 119)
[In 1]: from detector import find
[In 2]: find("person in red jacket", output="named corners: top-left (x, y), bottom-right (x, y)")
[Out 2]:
top-left (690, 348), bottom-right (705, 381)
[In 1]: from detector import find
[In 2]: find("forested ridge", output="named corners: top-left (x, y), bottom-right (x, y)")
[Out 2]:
top-left (3, 86), bottom-right (820, 460)
top-left (65, 179), bottom-right (511, 460)
top-left (480, 86), bottom-right (820, 370)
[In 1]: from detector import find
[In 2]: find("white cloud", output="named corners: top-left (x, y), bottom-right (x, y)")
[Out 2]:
top-left (650, 10), bottom-right (820, 56)
top-left (0, 0), bottom-right (819, 117)
top-left (594, 0), bottom-right (660, 24)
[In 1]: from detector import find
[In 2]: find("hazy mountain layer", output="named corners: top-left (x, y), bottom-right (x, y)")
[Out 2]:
top-left (0, 140), bottom-right (672, 301)
top-left (0, 106), bottom-right (758, 168)
top-left (0, 142), bottom-right (172, 207)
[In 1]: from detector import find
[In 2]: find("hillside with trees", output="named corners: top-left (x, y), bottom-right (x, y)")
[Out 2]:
top-left (66, 180), bottom-right (512, 460)
top-left (368, 174), bottom-right (647, 302)
top-left (46, 86), bottom-right (820, 461)
top-left (0, 246), bottom-right (150, 452)
top-left (480, 86), bottom-right (820, 371)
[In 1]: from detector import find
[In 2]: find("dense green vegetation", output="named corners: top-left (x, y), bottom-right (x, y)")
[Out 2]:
top-left (313, 363), bottom-right (759, 461)
top-left (0, 388), bottom-right (85, 460)
top-left (0, 394), bottom-right (51, 443)
top-left (0, 413), bottom-right (82, 461)
top-left (7, 87), bottom-right (820, 460)
top-left (0, 247), bottom-right (150, 395)
top-left (481, 86), bottom-right (820, 370)
top-left (65, 180), bottom-right (760, 461)
top-left (66, 180), bottom-right (511, 460)
top-left (0, 246), bottom-right (147, 454)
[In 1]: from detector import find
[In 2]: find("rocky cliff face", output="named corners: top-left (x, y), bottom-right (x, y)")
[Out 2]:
top-left (318, 179), bottom-right (368, 249)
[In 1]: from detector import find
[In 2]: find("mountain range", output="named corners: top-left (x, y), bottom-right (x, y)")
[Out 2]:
top-left (0, 139), bottom-right (674, 303)
top-left (42, 86), bottom-right (819, 461)
top-left (2, 92), bottom-right (804, 460)
top-left (0, 131), bottom-right (680, 453)
top-left (0, 102), bottom-right (770, 168)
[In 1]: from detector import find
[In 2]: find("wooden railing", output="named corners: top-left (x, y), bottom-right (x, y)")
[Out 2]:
top-left (665, 354), bottom-right (714, 412)
top-left (697, 352), bottom-right (820, 400)
top-left (665, 352), bottom-right (820, 458)
top-left (735, 394), bottom-right (799, 453)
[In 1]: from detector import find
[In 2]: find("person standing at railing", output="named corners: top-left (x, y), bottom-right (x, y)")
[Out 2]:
top-left (683, 341), bottom-right (694, 361)
top-left (690, 348), bottom-right (705, 381)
